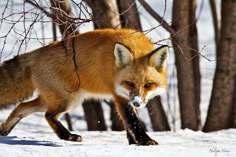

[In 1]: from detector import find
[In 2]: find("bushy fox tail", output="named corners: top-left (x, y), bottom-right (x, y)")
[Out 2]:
top-left (0, 54), bottom-right (35, 109)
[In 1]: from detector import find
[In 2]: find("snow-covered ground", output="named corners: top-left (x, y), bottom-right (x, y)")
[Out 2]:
top-left (0, 109), bottom-right (235, 157)
top-left (1, 0), bottom-right (236, 157)
top-left (1, 108), bottom-right (235, 157)
top-left (0, 106), bottom-right (235, 157)
top-left (0, 129), bottom-right (236, 157)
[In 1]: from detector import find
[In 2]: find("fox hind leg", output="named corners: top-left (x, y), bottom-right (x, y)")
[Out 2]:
top-left (45, 107), bottom-right (82, 142)
top-left (0, 97), bottom-right (46, 136)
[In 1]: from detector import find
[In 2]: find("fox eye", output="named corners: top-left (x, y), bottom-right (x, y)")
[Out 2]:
top-left (125, 81), bottom-right (135, 87)
top-left (144, 83), bottom-right (153, 89)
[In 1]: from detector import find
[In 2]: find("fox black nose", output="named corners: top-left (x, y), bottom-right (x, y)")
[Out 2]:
top-left (133, 102), bottom-right (140, 107)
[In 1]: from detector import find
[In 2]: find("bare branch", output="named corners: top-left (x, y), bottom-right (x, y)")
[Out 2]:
top-left (0, 14), bottom-right (25, 61)
top-left (24, 0), bottom-right (52, 18)
top-left (0, 0), bottom-right (10, 30)
top-left (138, 0), bottom-right (175, 35)
top-left (17, 13), bottom-right (41, 55)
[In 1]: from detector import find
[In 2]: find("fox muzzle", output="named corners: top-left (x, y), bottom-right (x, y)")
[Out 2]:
top-left (129, 96), bottom-right (146, 109)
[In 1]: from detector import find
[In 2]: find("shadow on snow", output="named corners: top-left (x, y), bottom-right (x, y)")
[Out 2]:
top-left (0, 136), bottom-right (61, 147)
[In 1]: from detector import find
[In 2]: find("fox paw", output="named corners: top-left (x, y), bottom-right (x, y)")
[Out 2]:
top-left (0, 124), bottom-right (10, 136)
top-left (138, 139), bottom-right (158, 146)
top-left (67, 134), bottom-right (82, 142)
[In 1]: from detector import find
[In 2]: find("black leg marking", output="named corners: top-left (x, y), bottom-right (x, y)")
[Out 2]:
top-left (125, 105), bottom-right (158, 145)
top-left (126, 130), bottom-right (137, 145)
top-left (45, 112), bottom-right (82, 142)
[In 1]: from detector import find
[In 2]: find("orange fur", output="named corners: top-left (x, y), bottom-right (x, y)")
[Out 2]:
top-left (0, 29), bottom-right (168, 144)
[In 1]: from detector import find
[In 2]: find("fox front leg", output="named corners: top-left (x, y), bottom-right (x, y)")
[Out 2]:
top-left (126, 130), bottom-right (137, 145)
top-left (124, 105), bottom-right (158, 145)
top-left (115, 97), bottom-right (158, 145)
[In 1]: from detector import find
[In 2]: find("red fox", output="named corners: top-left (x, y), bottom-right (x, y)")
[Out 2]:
top-left (0, 29), bottom-right (168, 145)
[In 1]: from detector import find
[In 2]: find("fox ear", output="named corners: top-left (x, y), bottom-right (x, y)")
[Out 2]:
top-left (148, 46), bottom-right (169, 70)
top-left (114, 43), bottom-right (133, 68)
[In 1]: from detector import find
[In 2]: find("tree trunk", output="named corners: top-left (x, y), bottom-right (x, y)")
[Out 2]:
top-left (189, 0), bottom-right (201, 129)
top-left (209, 0), bottom-right (221, 46)
top-left (203, 0), bottom-right (236, 132)
top-left (172, 0), bottom-right (198, 130)
top-left (147, 96), bottom-right (170, 131)
top-left (82, 100), bottom-right (107, 131)
top-left (231, 83), bottom-right (236, 128)
top-left (50, 0), bottom-right (78, 38)
top-left (117, 0), bottom-right (142, 30)
top-left (85, 0), bottom-right (120, 28)
top-left (105, 101), bottom-right (124, 131)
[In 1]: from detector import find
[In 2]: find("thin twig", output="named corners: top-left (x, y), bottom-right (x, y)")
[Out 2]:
top-left (24, 0), bottom-right (52, 18)
top-left (138, 0), bottom-right (175, 35)
top-left (0, 0), bottom-right (10, 30)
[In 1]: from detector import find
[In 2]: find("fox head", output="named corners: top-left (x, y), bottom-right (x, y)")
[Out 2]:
top-left (114, 42), bottom-right (169, 109)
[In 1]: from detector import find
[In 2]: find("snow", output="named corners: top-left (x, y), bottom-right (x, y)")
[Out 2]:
top-left (0, 128), bottom-right (235, 157)
top-left (1, 0), bottom-right (236, 157)
top-left (0, 103), bottom-right (235, 157)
